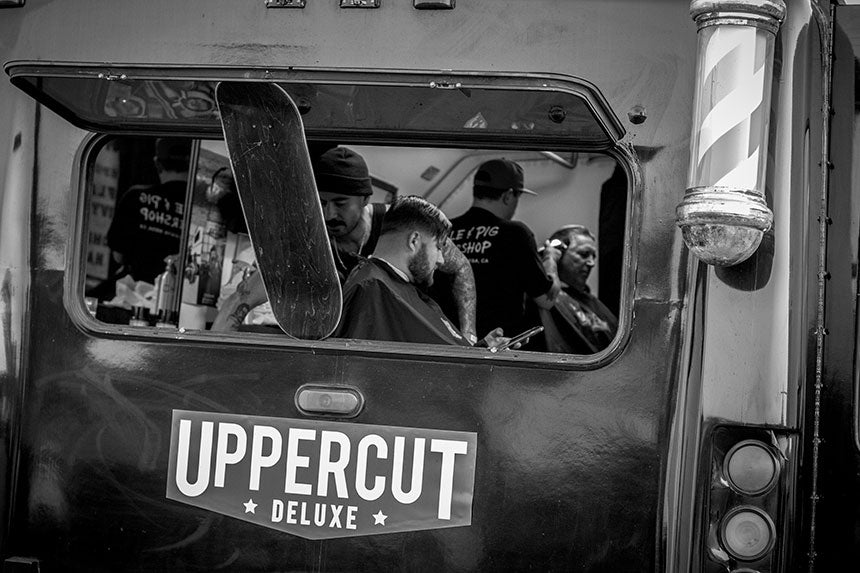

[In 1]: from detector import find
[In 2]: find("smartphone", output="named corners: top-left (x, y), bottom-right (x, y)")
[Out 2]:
top-left (489, 325), bottom-right (545, 353)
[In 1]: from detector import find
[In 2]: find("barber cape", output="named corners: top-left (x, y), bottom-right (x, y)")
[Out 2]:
top-left (538, 285), bottom-right (617, 354)
top-left (334, 258), bottom-right (471, 347)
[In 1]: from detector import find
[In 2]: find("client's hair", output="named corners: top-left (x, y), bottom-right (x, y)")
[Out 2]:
top-left (548, 224), bottom-right (595, 249)
top-left (381, 195), bottom-right (451, 242)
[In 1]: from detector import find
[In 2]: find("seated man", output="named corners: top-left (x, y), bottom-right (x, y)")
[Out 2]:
top-left (335, 196), bottom-right (510, 349)
top-left (212, 147), bottom-right (477, 338)
top-left (535, 225), bottom-right (618, 354)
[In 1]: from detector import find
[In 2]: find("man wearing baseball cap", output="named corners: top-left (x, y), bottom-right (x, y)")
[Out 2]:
top-left (437, 158), bottom-right (560, 340)
top-left (107, 137), bottom-right (192, 284)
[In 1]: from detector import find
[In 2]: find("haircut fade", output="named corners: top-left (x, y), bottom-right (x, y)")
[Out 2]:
top-left (381, 195), bottom-right (451, 243)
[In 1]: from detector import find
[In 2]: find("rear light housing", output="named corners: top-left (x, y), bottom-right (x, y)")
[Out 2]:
top-left (702, 427), bottom-right (795, 572)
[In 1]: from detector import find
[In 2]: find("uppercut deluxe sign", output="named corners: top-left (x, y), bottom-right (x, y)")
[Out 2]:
top-left (166, 410), bottom-right (477, 539)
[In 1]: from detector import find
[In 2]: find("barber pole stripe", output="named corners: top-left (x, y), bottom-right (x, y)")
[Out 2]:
top-left (691, 26), bottom-right (771, 191)
top-left (678, 1), bottom-right (784, 265)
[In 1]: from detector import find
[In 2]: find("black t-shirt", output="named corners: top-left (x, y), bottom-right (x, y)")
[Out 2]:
top-left (447, 207), bottom-right (552, 338)
top-left (107, 180), bottom-right (187, 283)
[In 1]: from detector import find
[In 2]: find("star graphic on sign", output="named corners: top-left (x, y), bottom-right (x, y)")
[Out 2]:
top-left (372, 510), bottom-right (388, 526)
top-left (243, 498), bottom-right (258, 514)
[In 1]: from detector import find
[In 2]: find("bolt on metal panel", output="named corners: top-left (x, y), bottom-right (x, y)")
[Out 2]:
top-left (265, 0), bottom-right (306, 8)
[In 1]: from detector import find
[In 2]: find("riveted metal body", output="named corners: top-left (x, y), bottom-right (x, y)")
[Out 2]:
top-left (0, 0), bottom-right (858, 571)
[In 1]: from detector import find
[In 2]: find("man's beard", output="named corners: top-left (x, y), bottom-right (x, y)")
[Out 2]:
top-left (408, 245), bottom-right (436, 288)
top-left (325, 218), bottom-right (347, 237)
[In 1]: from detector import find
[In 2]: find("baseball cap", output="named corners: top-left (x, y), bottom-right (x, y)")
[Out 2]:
top-left (313, 147), bottom-right (373, 197)
top-left (474, 158), bottom-right (536, 195)
top-left (154, 138), bottom-right (191, 163)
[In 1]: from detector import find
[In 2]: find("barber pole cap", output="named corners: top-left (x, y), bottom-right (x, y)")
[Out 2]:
top-left (689, 1), bottom-right (786, 33)
top-left (677, 0), bottom-right (785, 266)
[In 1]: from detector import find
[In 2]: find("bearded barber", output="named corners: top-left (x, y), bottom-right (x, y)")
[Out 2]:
top-left (212, 147), bottom-right (477, 340)
top-left (316, 147), bottom-right (476, 341)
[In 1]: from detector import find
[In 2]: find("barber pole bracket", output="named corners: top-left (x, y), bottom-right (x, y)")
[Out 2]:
top-left (676, 186), bottom-right (772, 265)
top-left (678, 0), bottom-right (785, 266)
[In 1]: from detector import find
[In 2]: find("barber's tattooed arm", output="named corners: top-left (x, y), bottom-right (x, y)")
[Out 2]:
top-left (438, 238), bottom-right (478, 342)
top-left (210, 271), bottom-right (268, 332)
top-left (220, 303), bottom-right (251, 330)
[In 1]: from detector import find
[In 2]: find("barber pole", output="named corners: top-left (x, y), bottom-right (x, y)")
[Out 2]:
top-left (676, 0), bottom-right (785, 265)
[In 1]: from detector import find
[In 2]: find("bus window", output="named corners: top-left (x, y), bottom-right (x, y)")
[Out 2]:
top-left (84, 136), bottom-right (194, 326)
top-left (81, 135), bottom-right (627, 358)
top-left (425, 149), bottom-right (625, 354)
top-left (32, 67), bottom-right (629, 357)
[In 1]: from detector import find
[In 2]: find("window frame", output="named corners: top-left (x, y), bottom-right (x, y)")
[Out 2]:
top-left (57, 67), bottom-right (637, 369)
top-left (6, 62), bottom-right (624, 149)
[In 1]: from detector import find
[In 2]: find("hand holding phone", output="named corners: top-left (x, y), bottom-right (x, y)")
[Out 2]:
top-left (489, 325), bottom-right (544, 353)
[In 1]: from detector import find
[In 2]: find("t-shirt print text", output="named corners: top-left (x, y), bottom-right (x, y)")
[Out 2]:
top-left (137, 190), bottom-right (184, 235)
top-left (451, 225), bottom-right (498, 260)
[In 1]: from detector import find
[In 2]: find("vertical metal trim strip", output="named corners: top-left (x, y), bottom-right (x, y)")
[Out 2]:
top-left (5, 98), bottom-right (39, 551)
top-left (170, 140), bottom-right (200, 319)
top-left (807, 2), bottom-right (834, 571)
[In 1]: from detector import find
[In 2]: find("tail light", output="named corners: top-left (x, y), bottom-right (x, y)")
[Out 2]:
top-left (702, 427), bottom-right (794, 572)
top-left (721, 506), bottom-right (776, 561)
top-left (724, 440), bottom-right (780, 495)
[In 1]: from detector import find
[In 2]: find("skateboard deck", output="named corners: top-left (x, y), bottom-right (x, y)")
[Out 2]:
top-left (216, 81), bottom-right (341, 339)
